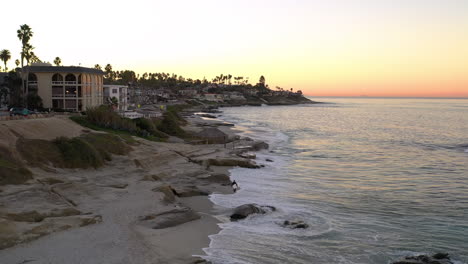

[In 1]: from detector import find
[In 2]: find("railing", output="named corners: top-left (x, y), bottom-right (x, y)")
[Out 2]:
top-left (28, 81), bottom-right (38, 85)
top-left (52, 81), bottom-right (81, 85)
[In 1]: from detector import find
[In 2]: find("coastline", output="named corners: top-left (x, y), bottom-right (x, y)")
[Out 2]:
top-left (0, 111), bottom-right (265, 264)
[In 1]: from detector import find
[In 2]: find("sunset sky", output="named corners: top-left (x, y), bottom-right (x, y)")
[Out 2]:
top-left (2, 0), bottom-right (467, 97)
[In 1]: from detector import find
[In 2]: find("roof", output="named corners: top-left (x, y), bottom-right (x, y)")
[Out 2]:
top-left (195, 127), bottom-right (227, 139)
top-left (23, 65), bottom-right (104, 75)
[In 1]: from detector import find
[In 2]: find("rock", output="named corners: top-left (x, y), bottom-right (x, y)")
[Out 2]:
top-left (40, 178), bottom-right (65, 185)
top-left (142, 174), bottom-right (161, 181)
top-left (6, 208), bottom-right (81, 222)
top-left (392, 253), bottom-right (453, 264)
top-left (205, 158), bottom-right (260, 169)
top-left (106, 183), bottom-right (128, 189)
top-left (202, 173), bottom-right (231, 185)
top-left (230, 204), bottom-right (276, 221)
top-left (251, 141), bottom-right (269, 151)
top-left (153, 185), bottom-right (177, 203)
top-left (282, 220), bottom-right (309, 229)
top-left (139, 207), bottom-right (201, 229)
top-left (79, 215), bottom-right (102, 227)
top-left (197, 114), bottom-right (217, 119)
top-left (238, 153), bottom-right (256, 159)
top-left (266, 158), bottom-right (273, 162)
top-left (175, 186), bottom-right (210, 197)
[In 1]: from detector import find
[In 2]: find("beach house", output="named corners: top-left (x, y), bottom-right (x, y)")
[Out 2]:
top-left (23, 63), bottom-right (104, 111)
top-left (103, 85), bottom-right (129, 112)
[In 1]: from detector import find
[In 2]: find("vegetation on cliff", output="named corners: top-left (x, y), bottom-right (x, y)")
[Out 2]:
top-left (17, 133), bottom-right (131, 169)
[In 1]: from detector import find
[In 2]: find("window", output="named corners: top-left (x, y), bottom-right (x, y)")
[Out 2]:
top-left (112, 88), bottom-right (118, 94)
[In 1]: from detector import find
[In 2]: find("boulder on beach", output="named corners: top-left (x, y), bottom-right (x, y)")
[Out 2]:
top-left (230, 204), bottom-right (276, 221)
top-left (392, 253), bottom-right (453, 264)
top-left (139, 207), bottom-right (201, 229)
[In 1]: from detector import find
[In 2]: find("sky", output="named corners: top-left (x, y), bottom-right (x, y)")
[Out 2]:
top-left (1, 0), bottom-right (468, 97)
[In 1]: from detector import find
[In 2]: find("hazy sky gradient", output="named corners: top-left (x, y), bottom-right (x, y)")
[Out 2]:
top-left (2, 0), bottom-right (467, 97)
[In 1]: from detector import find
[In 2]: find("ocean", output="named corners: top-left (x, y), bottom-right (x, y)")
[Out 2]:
top-left (203, 97), bottom-right (468, 264)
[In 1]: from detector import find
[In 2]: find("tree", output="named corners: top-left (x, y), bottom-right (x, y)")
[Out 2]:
top-left (54, 57), bottom-right (61, 66)
top-left (15, 59), bottom-right (20, 67)
top-left (17, 24), bottom-right (34, 68)
top-left (94, 64), bottom-right (102, 70)
top-left (21, 43), bottom-right (35, 65)
top-left (0, 49), bottom-right (11, 72)
top-left (29, 52), bottom-right (41, 63)
top-left (104, 64), bottom-right (113, 81)
top-left (259, 75), bottom-right (266, 86)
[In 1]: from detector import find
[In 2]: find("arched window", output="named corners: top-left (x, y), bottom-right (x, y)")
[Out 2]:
top-left (65, 74), bottom-right (76, 82)
top-left (28, 73), bottom-right (37, 82)
top-left (78, 74), bottom-right (82, 84)
top-left (52, 73), bottom-right (63, 82)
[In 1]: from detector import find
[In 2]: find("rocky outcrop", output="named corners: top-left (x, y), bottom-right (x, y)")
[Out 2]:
top-left (392, 253), bottom-right (453, 264)
top-left (201, 173), bottom-right (231, 185)
top-left (139, 207), bottom-right (201, 229)
top-left (250, 141), bottom-right (269, 151)
top-left (230, 204), bottom-right (276, 221)
top-left (153, 185), bottom-right (177, 203)
top-left (204, 158), bottom-right (260, 169)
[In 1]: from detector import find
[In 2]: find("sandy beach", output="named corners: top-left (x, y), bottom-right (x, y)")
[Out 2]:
top-left (0, 113), bottom-right (265, 264)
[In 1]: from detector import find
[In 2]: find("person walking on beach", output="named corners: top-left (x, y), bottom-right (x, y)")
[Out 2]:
top-left (231, 180), bottom-right (240, 193)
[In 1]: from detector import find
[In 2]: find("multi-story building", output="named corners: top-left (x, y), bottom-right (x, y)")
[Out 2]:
top-left (23, 63), bottom-right (104, 111)
top-left (103, 85), bottom-right (129, 112)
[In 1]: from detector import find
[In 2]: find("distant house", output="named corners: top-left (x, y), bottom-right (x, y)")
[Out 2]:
top-left (23, 63), bottom-right (104, 111)
top-left (103, 85), bottom-right (128, 112)
top-left (178, 89), bottom-right (198, 98)
top-left (204, 93), bottom-right (224, 102)
top-left (223, 92), bottom-right (246, 101)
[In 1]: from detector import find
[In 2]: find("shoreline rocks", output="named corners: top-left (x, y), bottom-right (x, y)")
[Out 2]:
top-left (230, 204), bottom-right (276, 221)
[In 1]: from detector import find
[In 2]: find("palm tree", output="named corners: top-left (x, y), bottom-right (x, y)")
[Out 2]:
top-left (105, 64), bottom-right (112, 79)
top-left (54, 57), bottom-right (61, 66)
top-left (0, 49), bottom-right (11, 72)
top-left (15, 59), bottom-right (20, 67)
top-left (94, 64), bottom-right (102, 70)
top-left (20, 43), bottom-right (34, 65)
top-left (17, 24), bottom-right (34, 68)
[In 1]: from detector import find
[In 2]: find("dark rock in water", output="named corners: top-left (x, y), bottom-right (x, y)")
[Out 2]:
top-left (230, 204), bottom-right (276, 221)
top-left (251, 141), bottom-right (269, 151)
top-left (266, 158), bottom-right (273, 162)
top-left (197, 113), bottom-right (217, 119)
top-left (392, 253), bottom-right (453, 264)
top-left (282, 220), bottom-right (309, 229)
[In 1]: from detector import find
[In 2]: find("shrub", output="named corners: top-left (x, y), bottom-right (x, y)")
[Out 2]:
top-left (156, 111), bottom-right (186, 137)
top-left (86, 105), bottom-right (139, 133)
top-left (54, 137), bottom-right (104, 169)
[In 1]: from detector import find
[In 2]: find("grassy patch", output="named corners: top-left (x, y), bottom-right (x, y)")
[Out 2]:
top-left (70, 116), bottom-right (139, 145)
top-left (70, 106), bottom-right (168, 142)
top-left (17, 133), bottom-right (131, 169)
top-left (0, 146), bottom-right (33, 185)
